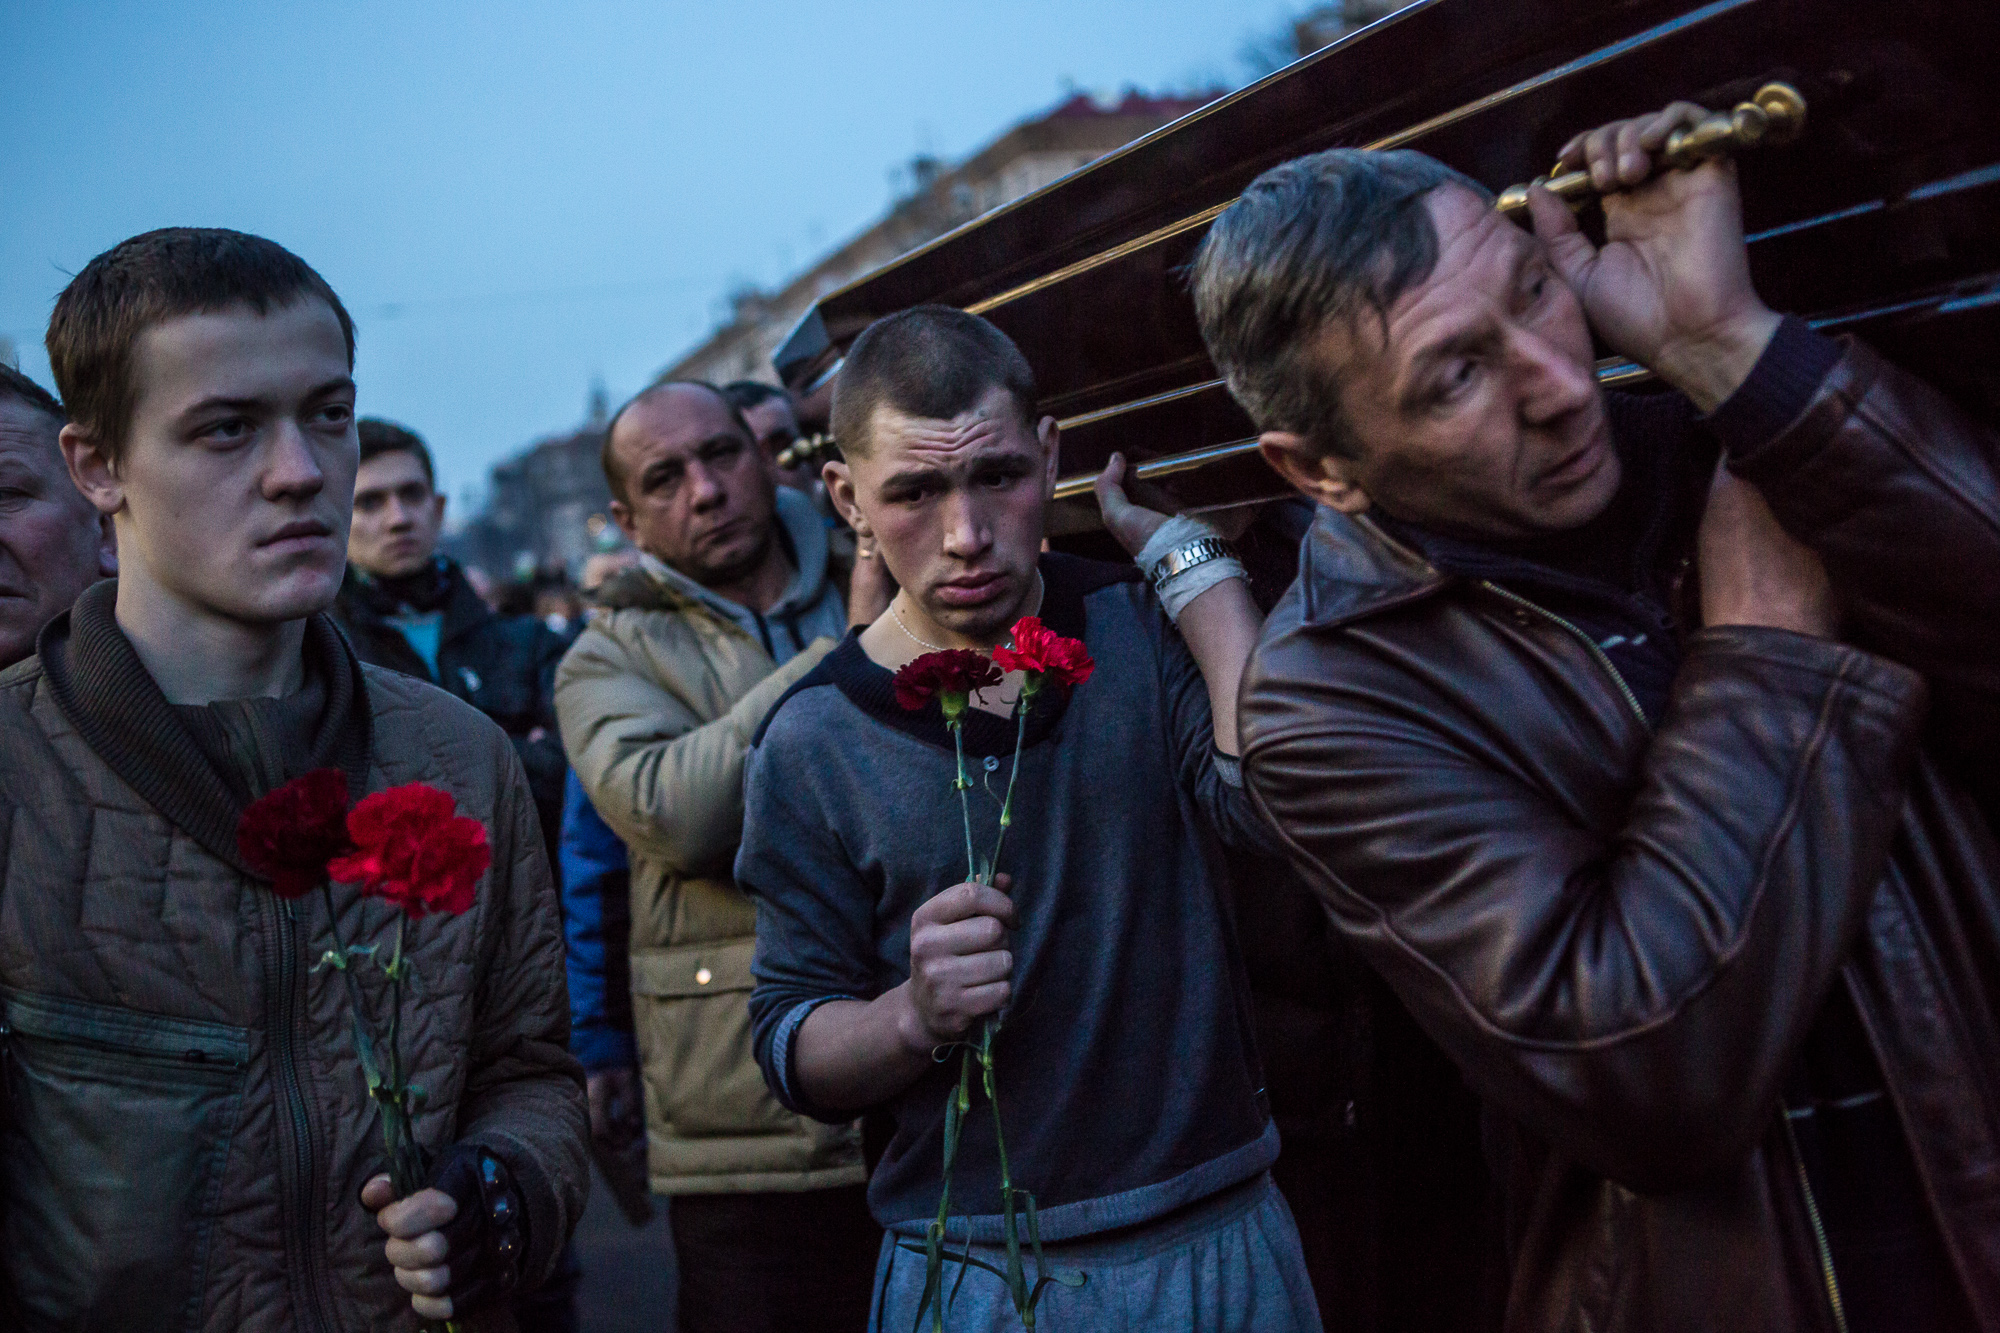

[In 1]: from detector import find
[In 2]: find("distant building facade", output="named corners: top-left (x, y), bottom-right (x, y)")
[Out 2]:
top-left (446, 392), bottom-right (616, 582)
top-left (659, 89), bottom-right (1221, 388)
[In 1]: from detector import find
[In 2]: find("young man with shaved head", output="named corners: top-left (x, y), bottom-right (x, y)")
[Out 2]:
top-left (0, 365), bottom-right (114, 670)
top-left (553, 379), bottom-right (892, 1333)
top-left (1214, 106), bottom-right (2000, 1330)
top-left (0, 228), bottom-right (587, 1330)
top-left (736, 307), bottom-right (1321, 1331)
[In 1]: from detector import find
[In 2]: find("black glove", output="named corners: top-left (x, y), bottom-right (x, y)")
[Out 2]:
top-left (426, 1143), bottom-right (530, 1312)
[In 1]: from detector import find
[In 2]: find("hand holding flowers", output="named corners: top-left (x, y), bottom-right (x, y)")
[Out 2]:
top-left (905, 876), bottom-right (1018, 1046)
top-left (891, 616), bottom-right (1094, 1331)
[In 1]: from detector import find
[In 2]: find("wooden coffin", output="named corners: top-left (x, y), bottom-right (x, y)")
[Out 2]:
top-left (774, 0), bottom-right (2000, 537)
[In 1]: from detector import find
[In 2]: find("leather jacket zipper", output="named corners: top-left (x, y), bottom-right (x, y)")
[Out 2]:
top-left (266, 895), bottom-right (339, 1333)
top-left (1479, 581), bottom-right (1652, 730)
top-left (1782, 1112), bottom-right (1851, 1333)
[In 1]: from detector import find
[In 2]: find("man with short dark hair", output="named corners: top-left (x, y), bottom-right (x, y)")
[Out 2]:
top-left (0, 364), bottom-right (115, 669)
top-left (0, 226), bottom-right (587, 1330)
top-left (739, 305), bottom-right (1321, 1331)
top-left (556, 379), bottom-right (891, 1333)
top-left (1215, 110), bottom-right (2000, 1330)
top-left (334, 416), bottom-right (568, 876)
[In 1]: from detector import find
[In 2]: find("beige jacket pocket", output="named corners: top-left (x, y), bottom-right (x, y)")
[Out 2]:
top-left (630, 938), bottom-right (796, 1138)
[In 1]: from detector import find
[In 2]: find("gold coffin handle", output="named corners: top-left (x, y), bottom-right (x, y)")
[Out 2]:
top-left (1051, 437), bottom-right (1264, 503)
top-left (774, 431), bottom-right (837, 470)
top-left (1496, 81), bottom-right (1806, 215)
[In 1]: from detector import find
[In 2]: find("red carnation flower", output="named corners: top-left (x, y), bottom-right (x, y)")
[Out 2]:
top-left (992, 616), bottom-right (1095, 690)
top-left (328, 783), bottom-right (491, 918)
top-left (236, 768), bottom-right (353, 898)
top-left (893, 649), bottom-right (1003, 718)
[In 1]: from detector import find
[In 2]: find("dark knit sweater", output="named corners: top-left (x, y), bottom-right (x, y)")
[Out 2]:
top-left (738, 554), bottom-right (1282, 1241)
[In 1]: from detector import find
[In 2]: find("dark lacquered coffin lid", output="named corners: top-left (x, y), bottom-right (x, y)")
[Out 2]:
top-left (776, 0), bottom-right (2000, 534)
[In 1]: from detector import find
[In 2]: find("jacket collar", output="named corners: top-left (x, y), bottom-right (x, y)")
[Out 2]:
top-left (1295, 506), bottom-right (1454, 633)
top-left (627, 487), bottom-right (832, 632)
top-left (38, 579), bottom-right (374, 878)
top-left (343, 557), bottom-right (491, 645)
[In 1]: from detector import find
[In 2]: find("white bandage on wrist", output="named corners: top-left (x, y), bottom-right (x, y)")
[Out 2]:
top-left (1134, 515), bottom-right (1248, 623)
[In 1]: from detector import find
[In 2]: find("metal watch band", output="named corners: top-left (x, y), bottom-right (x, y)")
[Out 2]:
top-left (1148, 536), bottom-right (1237, 589)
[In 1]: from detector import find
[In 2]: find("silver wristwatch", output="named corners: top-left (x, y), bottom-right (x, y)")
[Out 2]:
top-left (1148, 537), bottom-right (1237, 590)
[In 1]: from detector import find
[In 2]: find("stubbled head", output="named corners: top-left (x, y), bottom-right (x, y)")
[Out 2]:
top-left (348, 419), bottom-right (445, 581)
top-left (48, 228), bottom-right (359, 628)
top-left (825, 307), bottom-right (1057, 643)
top-left (1194, 149), bottom-right (1614, 540)
top-left (601, 380), bottom-right (778, 588)
top-left (0, 366), bottom-right (114, 668)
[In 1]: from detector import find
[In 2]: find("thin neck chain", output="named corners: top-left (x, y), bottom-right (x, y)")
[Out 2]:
top-left (889, 572), bottom-right (1045, 655)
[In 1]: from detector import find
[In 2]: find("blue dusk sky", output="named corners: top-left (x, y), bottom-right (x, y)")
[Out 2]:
top-left (2, 1), bottom-right (1303, 506)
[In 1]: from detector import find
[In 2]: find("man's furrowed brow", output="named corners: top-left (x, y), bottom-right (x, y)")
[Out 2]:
top-left (880, 461), bottom-right (947, 493)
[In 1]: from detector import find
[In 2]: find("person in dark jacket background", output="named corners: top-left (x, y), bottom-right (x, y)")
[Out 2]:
top-left (1210, 104), bottom-right (2000, 1332)
top-left (335, 418), bottom-right (568, 876)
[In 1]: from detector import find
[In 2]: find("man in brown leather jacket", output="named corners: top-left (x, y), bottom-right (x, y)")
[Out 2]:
top-left (1201, 104), bottom-right (2000, 1331)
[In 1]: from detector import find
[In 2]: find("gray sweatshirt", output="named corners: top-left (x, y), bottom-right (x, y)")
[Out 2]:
top-left (738, 554), bottom-right (1282, 1241)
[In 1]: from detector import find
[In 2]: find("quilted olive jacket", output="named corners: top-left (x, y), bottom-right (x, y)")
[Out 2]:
top-left (0, 587), bottom-right (588, 1333)
top-left (556, 564), bottom-right (864, 1195)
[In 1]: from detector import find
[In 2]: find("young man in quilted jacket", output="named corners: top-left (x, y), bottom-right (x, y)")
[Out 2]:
top-left (1211, 104), bottom-right (2000, 1330)
top-left (0, 227), bottom-right (588, 1331)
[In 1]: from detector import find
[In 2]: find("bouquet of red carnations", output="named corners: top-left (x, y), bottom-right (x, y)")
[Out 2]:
top-left (892, 616), bottom-right (1094, 1332)
top-left (238, 772), bottom-right (493, 1329)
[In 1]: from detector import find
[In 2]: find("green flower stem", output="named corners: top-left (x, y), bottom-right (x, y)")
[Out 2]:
top-left (948, 713), bottom-right (979, 883)
top-left (316, 885), bottom-right (453, 1332)
top-left (381, 914), bottom-right (426, 1198)
top-left (982, 679), bottom-right (1036, 887)
top-left (921, 677), bottom-right (1062, 1330)
top-left (979, 1026), bottom-right (1033, 1322)
top-left (317, 881), bottom-right (383, 1092)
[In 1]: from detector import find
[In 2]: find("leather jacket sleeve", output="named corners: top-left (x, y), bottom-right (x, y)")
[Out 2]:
top-left (1726, 336), bottom-right (2000, 770)
top-left (1241, 621), bottom-right (1927, 1193)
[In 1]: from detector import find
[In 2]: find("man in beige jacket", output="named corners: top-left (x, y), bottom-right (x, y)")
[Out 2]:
top-left (556, 380), bottom-right (890, 1332)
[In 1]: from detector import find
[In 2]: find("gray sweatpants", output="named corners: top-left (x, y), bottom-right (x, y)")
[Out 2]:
top-left (869, 1172), bottom-right (1324, 1332)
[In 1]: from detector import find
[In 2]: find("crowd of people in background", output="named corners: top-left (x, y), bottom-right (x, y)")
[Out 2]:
top-left (1, 94), bottom-right (1997, 1333)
